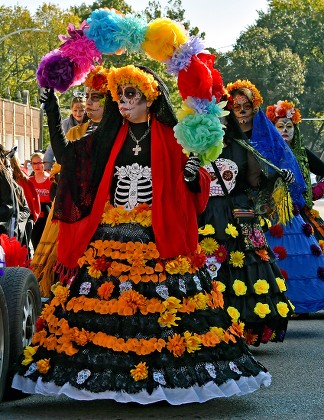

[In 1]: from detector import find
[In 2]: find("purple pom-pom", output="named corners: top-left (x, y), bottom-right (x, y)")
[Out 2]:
top-left (293, 204), bottom-right (300, 215)
top-left (311, 244), bottom-right (322, 256)
top-left (317, 266), bottom-right (324, 280)
top-left (37, 50), bottom-right (74, 93)
top-left (166, 36), bottom-right (206, 75)
top-left (302, 222), bottom-right (313, 237)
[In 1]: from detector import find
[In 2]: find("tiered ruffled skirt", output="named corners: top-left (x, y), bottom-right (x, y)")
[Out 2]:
top-left (13, 204), bottom-right (271, 404)
top-left (200, 197), bottom-right (294, 347)
top-left (266, 213), bottom-right (324, 313)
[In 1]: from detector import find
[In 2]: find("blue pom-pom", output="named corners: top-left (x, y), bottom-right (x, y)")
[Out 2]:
top-left (115, 14), bottom-right (148, 53)
top-left (85, 9), bottom-right (124, 54)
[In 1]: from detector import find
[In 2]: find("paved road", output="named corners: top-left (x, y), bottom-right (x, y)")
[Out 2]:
top-left (1, 312), bottom-right (324, 419)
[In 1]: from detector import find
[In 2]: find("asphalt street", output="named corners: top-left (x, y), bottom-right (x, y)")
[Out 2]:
top-left (1, 312), bottom-right (324, 419)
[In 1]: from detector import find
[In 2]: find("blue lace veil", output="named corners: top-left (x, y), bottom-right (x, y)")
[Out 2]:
top-left (250, 109), bottom-right (306, 208)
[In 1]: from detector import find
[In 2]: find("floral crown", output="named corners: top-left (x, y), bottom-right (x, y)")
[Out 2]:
top-left (84, 65), bottom-right (109, 94)
top-left (266, 100), bottom-right (301, 125)
top-left (226, 79), bottom-right (263, 109)
top-left (107, 65), bottom-right (160, 102)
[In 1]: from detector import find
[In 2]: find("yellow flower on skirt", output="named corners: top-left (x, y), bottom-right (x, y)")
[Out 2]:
top-left (254, 279), bottom-right (270, 295)
top-left (225, 223), bottom-right (239, 238)
top-left (227, 306), bottom-right (240, 322)
top-left (254, 302), bottom-right (271, 318)
top-left (276, 302), bottom-right (290, 317)
top-left (229, 251), bottom-right (245, 268)
top-left (233, 279), bottom-right (247, 296)
top-left (275, 277), bottom-right (287, 292)
top-left (130, 362), bottom-right (148, 381)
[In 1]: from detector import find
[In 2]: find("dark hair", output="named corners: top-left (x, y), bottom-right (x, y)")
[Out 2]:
top-left (223, 110), bottom-right (248, 145)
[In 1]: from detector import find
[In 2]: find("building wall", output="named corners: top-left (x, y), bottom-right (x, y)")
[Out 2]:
top-left (0, 97), bottom-right (41, 164)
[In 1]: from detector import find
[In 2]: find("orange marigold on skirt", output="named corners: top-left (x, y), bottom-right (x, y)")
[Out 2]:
top-left (166, 334), bottom-right (186, 357)
top-left (97, 281), bottom-right (115, 300)
top-left (130, 361), bottom-right (148, 381)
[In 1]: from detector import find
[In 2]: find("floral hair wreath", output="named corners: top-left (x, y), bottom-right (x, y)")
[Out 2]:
top-left (36, 8), bottom-right (229, 165)
top-left (226, 79), bottom-right (263, 110)
top-left (84, 66), bottom-right (110, 94)
top-left (107, 65), bottom-right (160, 102)
top-left (266, 100), bottom-right (302, 125)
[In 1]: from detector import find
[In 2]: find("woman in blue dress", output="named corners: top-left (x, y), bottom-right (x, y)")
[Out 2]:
top-left (265, 100), bottom-right (324, 314)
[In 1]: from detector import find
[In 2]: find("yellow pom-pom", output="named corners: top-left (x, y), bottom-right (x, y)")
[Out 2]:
top-left (142, 18), bottom-right (188, 62)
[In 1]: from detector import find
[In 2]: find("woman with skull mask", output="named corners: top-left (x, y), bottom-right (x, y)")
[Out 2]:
top-left (12, 65), bottom-right (272, 404)
top-left (265, 100), bottom-right (324, 316)
top-left (198, 99), bottom-right (295, 347)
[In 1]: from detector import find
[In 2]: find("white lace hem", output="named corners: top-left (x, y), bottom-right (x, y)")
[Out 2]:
top-left (12, 372), bottom-right (271, 405)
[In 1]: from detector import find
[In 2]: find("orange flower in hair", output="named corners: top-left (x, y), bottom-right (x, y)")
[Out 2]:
top-left (226, 79), bottom-right (263, 109)
top-left (84, 65), bottom-right (110, 94)
top-left (108, 65), bottom-right (160, 102)
top-left (266, 100), bottom-right (301, 125)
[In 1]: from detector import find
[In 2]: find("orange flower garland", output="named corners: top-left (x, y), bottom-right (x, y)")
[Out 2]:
top-left (226, 79), bottom-right (263, 109)
top-left (101, 202), bottom-right (152, 227)
top-left (78, 238), bottom-right (206, 282)
top-left (32, 293), bottom-right (243, 357)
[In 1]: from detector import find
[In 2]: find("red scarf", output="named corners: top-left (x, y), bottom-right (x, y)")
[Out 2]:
top-left (56, 118), bottom-right (210, 278)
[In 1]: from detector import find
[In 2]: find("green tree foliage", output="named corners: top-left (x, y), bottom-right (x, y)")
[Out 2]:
top-left (0, 5), bottom-right (80, 103)
top-left (217, 0), bottom-right (324, 152)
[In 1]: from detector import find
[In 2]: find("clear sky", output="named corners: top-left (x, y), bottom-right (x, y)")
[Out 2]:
top-left (2, 0), bottom-right (269, 51)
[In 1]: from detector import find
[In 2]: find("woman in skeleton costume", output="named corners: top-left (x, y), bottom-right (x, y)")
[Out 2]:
top-left (13, 65), bottom-right (272, 403)
top-left (199, 106), bottom-right (295, 347)
top-left (265, 100), bottom-right (324, 315)
top-left (31, 66), bottom-right (106, 298)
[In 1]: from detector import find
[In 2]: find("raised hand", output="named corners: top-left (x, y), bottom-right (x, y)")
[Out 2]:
top-left (39, 88), bottom-right (58, 112)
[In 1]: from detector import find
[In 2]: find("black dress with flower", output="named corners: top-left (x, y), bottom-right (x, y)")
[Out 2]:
top-left (13, 123), bottom-right (271, 404)
top-left (199, 140), bottom-right (294, 346)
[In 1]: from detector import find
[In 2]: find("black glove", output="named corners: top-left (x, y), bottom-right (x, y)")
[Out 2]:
top-left (39, 87), bottom-right (59, 113)
top-left (183, 155), bottom-right (201, 182)
top-left (281, 169), bottom-right (295, 185)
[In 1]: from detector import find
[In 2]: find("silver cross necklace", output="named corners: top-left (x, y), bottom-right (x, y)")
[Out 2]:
top-left (128, 126), bottom-right (151, 156)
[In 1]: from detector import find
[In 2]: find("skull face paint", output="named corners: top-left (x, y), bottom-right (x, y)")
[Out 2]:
top-left (232, 94), bottom-right (254, 131)
top-left (117, 84), bottom-right (150, 123)
top-left (85, 89), bottom-right (104, 122)
top-left (275, 117), bottom-right (295, 145)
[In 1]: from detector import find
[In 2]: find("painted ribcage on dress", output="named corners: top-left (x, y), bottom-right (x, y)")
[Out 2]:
top-left (114, 163), bottom-right (152, 210)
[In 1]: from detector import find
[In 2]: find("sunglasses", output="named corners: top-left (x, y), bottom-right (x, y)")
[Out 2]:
top-left (31, 161), bottom-right (44, 166)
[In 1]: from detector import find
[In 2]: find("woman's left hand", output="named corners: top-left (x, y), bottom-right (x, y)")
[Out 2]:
top-left (183, 155), bottom-right (201, 182)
